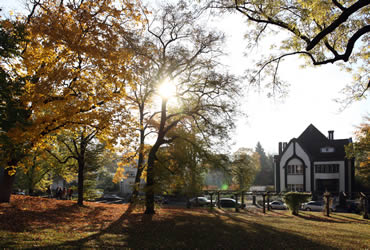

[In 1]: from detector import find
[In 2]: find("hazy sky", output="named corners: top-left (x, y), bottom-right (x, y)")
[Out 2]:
top-left (215, 14), bottom-right (369, 154)
top-left (1, 1), bottom-right (368, 155)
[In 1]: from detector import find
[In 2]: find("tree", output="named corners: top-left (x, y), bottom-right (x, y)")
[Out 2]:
top-left (0, 17), bottom-right (30, 202)
top-left (136, 1), bottom-right (240, 214)
top-left (1, 0), bottom-right (142, 202)
top-left (210, 0), bottom-right (369, 104)
top-left (46, 128), bottom-right (100, 205)
top-left (13, 148), bottom-right (54, 195)
top-left (155, 127), bottom-right (210, 197)
top-left (283, 192), bottom-right (311, 215)
top-left (254, 142), bottom-right (274, 186)
top-left (345, 116), bottom-right (370, 189)
top-left (231, 148), bottom-right (260, 190)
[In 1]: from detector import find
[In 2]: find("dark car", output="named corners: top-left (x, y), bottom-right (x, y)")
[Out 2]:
top-left (346, 200), bottom-right (360, 213)
top-left (218, 198), bottom-right (246, 208)
top-left (154, 195), bottom-right (169, 204)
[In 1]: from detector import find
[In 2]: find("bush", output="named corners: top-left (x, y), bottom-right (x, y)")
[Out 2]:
top-left (283, 192), bottom-right (311, 215)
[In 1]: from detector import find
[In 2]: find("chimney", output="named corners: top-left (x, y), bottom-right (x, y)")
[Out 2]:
top-left (278, 142), bottom-right (282, 155)
top-left (283, 142), bottom-right (287, 150)
top-left (328, 130), bottom-right (334, 140)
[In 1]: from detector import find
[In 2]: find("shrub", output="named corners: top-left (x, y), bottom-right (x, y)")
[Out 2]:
top-left (283, 192), bottom-right (311, 215)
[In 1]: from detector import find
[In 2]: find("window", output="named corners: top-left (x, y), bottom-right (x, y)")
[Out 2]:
top-left (287, 165), bottom-right (304, 175)
top-left (315, 164), bottom-right (339, 173)
top-left (320, 147), bottom-right (335, 153)
top-left (287, 184), bottom-right (304, 192)
top-left (126, 172), bottom-right (136, 177)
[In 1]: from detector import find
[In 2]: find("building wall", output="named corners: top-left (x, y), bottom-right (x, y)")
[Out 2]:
top-left (119, 165), bottom-right (145, 195)
top-left (279, 141), bottom-right (311, 191)
top-left (313, 161), bottom-right (344, 192)
top-left (279, 143), bottom-right (294, 191)
top-left (286, 158), bottom-right (304, 185)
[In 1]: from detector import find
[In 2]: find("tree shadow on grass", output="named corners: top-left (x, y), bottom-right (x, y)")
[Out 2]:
top-left (0, 201), bottom-right (111, 232)
top-left (332, 213), bottom-right (369, 224)
top-left (296, 212), bottom-right (367, 224)
top-left (33, 206), bottom-right (336, 249)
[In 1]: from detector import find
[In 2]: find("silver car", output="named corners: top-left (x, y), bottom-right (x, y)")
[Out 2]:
top-left (267, 200), bottom-right (287, 210)
top-left (189, 197), bottom-right (211, 207)
top-left (302, 200), bottom-right (336, 212)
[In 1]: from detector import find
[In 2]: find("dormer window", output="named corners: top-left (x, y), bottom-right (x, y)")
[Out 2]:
top-left (320, 147), bottom-right (335, 153)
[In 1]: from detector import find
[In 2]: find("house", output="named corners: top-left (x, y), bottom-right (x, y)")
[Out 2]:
top-left (274, 124), bottom-right (354, 194)
top-left (118, 165), bottom-right (145, 196)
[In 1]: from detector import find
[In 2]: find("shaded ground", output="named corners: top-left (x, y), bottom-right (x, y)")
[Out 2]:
top-left (0, 195), bottom-right (369, 249)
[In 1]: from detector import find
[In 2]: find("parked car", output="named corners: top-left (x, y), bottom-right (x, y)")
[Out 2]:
top-left (267, 200), bottom-right (287, 210)
top-left (346, 200), bottom-right (360, 213)
top-left (301, 200), bottom-right (336, 212)
top-left (154, 195), bottom-right (169, 204)
top-left (189, 197), bottom-right (212, 207)
top-left (217, 198), bottom-right (246, 209)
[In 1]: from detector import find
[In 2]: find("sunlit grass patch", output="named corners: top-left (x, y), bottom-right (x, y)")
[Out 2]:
top-left (1, 195), bottom-right (369, 249)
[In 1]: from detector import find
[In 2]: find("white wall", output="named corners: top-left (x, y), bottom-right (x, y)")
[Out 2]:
top-left (286, 158), bottom-right (304, 184)
top-left (295, 143), bottom-right (311, 191)
top-left (287, 175), bottom-right (304, 184)
top-left (279, 142), bottom-right (294, 191)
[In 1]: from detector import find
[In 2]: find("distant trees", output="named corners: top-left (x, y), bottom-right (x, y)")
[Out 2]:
top-left (231, 148), bottom-right (260, 190)
top-left (155, 128), bottom-right (208, 197)
top-left (346, 116), bottom-right (370, 190)
top-left (253, 142), bottom-right (274, 186)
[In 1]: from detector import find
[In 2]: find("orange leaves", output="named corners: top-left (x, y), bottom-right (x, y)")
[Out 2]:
top-left (3, 0), bottom-right (144, 152)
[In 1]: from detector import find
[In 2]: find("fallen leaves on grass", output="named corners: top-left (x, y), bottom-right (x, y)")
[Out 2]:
top-left (1, 195), bottom-right (369, 249)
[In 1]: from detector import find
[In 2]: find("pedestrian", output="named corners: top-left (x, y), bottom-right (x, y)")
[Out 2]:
top-left (55, 187), bottom-right (61, 199)
top-left (62, 187), bottom-right (67, 200)
top-left (68, 188), bottom-right (73, 200)
top-left (46, 186), bottom-right (51, 198)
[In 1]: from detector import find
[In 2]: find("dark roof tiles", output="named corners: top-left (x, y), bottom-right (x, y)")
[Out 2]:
top-left (296, 124), bottom-right (350, 161)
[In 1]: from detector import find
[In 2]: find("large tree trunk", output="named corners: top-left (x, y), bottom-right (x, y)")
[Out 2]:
top-left (77, 139), bottom-right (86, 206)
top-left (132, 129), bottom-right (145, 202)
top-left (145, 148), bottom-right (156, 214)
top-left (144, 98), bottom-right (167, 214)
top-left (77, 158), bottom-right (85, 206)
top-left (0, 166), bottom-right (16, 203)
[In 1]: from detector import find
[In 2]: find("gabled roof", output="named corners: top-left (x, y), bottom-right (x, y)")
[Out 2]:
top-left (296, 124), bottom-right (350, 161)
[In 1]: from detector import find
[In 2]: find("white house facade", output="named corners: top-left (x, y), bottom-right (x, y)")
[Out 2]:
top-left (119, 165), bottom-right (145, 195)
top-left (274, 124), bottom-right (354, 194)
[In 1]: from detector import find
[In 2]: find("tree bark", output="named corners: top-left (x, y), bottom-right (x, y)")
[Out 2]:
top-left (144, 98), bottom-right (167, 214)
top-left (145, 148), bottom-right (156, 214)
top-left (0, 166), bottom-right (16, 203)
top-left (77, 139), bottom-right (86, 206)
top-left (77, 159), bottom-right (85, 206)
top-left (131, 124), bottom-right (145, 202)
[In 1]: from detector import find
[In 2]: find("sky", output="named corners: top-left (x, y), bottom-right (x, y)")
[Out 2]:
top-left (1, 0), bottom-right (369, 155)
top-left (211, 14), bottom-right (369, 155)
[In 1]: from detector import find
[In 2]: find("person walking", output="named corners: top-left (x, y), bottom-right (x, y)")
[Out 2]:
top-left (62, 187), bottom-right (67, 200)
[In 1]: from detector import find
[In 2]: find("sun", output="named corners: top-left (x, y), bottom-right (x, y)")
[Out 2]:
top-left (158, 78), bottom-right (177, 99)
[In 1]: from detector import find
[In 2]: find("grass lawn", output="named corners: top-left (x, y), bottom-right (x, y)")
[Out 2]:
top-left (1, 195), bottom-right (369, 249)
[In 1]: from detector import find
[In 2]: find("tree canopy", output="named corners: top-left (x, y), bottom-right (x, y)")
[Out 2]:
top-left (210, 0), bottom-right (369, 104)
top-left (345, 116), bottom-right (370, 189)
top-left (0, 0), bottom-right (143, 202)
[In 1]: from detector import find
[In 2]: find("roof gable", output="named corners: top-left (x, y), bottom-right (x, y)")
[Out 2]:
top-left (297, 124), bottom-right (350, 161)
